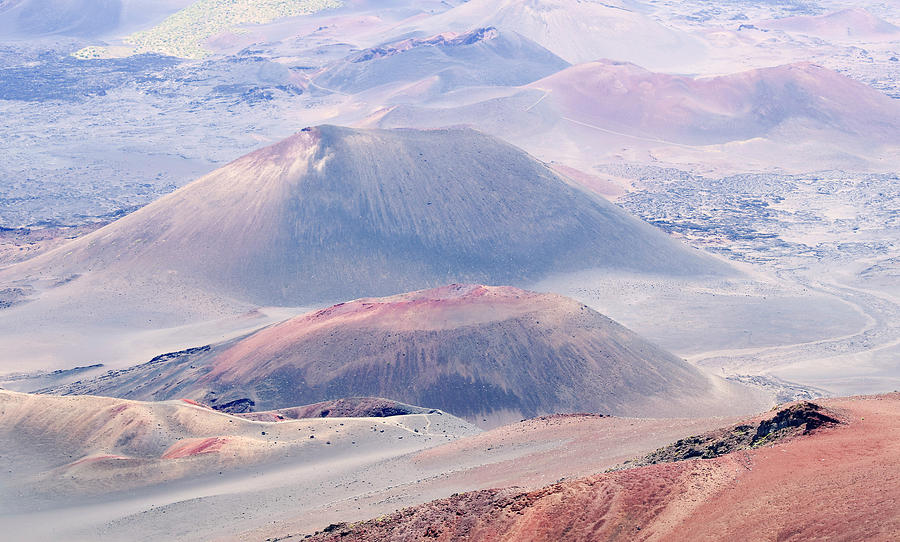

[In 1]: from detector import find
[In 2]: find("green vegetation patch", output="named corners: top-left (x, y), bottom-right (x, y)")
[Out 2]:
top-left (124, 0), bottom-right (342, 58)
top-left (72, 46), bottom-right (106, 59)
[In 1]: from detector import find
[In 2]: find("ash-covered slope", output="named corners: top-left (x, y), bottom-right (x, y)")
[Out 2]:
top-left (46, 284), bottom-right (753, 426)
top-left (3, 125), bottom-right (726, 308)
top-left (313, 27), bottom-right (569, 95)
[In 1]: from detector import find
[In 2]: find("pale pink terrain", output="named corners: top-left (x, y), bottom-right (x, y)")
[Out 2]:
top-left (1, 388), bottom-right (758, 541)
top-left (377, 58), bottom-right (900, 175)
top-left (0, 389), bottom-right (477, 501)
top-left (306, 394), bottom-right (900, 542)
top-left (529, 60), bottom-right (900, 145)
top-left (760, 8), bottom-right (900, 40)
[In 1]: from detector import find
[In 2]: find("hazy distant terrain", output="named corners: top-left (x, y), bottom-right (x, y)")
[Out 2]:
top-left (0, 125), bottom-right (726, 310)
top-left (1, 0), bottom-right (899, 227)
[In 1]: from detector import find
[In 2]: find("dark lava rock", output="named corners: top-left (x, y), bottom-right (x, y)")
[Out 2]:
top-left (627, 401), bottom-right (842, 467)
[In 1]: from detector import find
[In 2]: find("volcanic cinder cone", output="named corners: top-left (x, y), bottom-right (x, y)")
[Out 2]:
top-left (2, 125), bottom-right (727, 311)
top-left (47, 284), bottom-right (760, 426)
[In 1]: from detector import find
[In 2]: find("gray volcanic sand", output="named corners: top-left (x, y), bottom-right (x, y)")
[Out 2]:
top-left (2, 126), bottom-right (726, 304)
top-left (535, 268), bottom-right (887, 395)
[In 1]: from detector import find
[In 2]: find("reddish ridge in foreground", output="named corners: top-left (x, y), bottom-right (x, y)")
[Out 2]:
top-left (305, 393), bottom-right (900, 541)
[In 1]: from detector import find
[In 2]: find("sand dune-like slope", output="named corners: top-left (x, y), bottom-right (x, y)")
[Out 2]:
top-left (0, 389), bottom-right (477, 508)
top-left (313, 27), bottom-right (569, 95)
top-left (45, 284), bottom-right (762, 426)
top-left (1, 125), bottom-right (724, 310)
top-left (232, 412), bottom-right (748, 542)
top-left (404, 0), bottom-right (706, 71)
top-left (305, 393), bottom-right (900, 541)
top-left (0, 390), bottom-right (748, 541)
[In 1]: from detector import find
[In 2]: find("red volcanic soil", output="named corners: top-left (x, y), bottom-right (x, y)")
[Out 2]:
top-left (407, 412), bottom-right (738, 491)
top-left (308, 394), bottom-right (900, 541)
top-left (53, 283), bottom-right (735, 426)
top-left (206, 284), bottom-right (548, 382)
top-left (196, 283), bottom-right (719, 424)
top-left (161, 437), bottom-right (230, 460)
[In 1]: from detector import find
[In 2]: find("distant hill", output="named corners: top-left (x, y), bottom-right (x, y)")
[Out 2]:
top-left (122, 0), bottom-right (341, 58)
top-left (313, 27), bottom-right (570, 94)
top-left (383, 60), bottom-right (900, 146)
top-left (378, 61), bottom-right (900, 172)
top-left (524, 60), bottom-right (900, 145)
